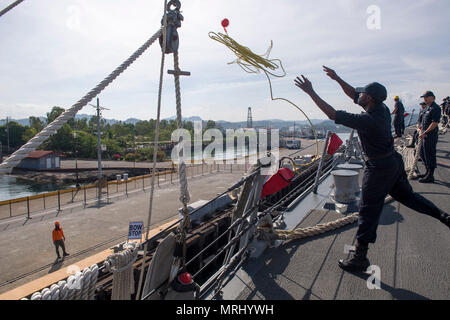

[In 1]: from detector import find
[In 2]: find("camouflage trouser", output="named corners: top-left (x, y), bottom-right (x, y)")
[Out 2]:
top-left (54, 239), bottom-right (66, 258)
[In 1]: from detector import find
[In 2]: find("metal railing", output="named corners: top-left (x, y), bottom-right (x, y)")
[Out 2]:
top-left (0, 162), bottom-right (247, 221)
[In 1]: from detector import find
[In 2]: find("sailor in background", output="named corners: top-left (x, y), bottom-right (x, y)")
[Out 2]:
top-left (418, 91), bottom-right (441, 183)
top-left (294, 66), bottom-right (449, 272)
top-left (53, 221), bottom-right (69, 260)
top-left (392, 96), bottom-right (405, 138)
top-left (440, 97), bottom-right (449, 126)
top-left (407, 102), bottom-right (427, 149)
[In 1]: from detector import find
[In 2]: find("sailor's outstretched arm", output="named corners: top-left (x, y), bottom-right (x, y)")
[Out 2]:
top-left (323, 66), bottom-right (356, 102)
top-left (294, 75), bottom-right (336, 120)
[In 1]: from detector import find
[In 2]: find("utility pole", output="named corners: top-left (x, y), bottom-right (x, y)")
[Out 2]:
top-left (89, 97), bottom-right (109, 205)
top-left (96, 98), bottom-right (102, 183)
top-left (6, 116), bottom-right (10, 155)
top-left (73, 132), bottom-right (79, 188)
top-left (133, 134), bottom-right (136, 176)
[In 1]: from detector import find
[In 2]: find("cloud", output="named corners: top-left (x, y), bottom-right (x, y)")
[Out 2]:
top-left (0, 0), bottom-right (449, 121)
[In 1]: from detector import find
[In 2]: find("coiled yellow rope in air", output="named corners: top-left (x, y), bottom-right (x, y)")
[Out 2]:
top-left (208, 31), bottom-right (319, 166)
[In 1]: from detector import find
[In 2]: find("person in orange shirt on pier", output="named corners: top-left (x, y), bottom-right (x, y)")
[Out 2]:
top-left (52, 221), bottom-right (69, 260)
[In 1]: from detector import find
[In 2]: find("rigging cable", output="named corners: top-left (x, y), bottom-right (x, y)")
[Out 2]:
top-left (0, 0), bottom-right (24, 18)
top-left (135, 0), bottom-right (168, 300)
top-left (208, 31), bottom-right (320, 165)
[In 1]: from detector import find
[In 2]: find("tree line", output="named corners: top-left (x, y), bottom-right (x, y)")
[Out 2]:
top-left (0, 106), bottom-right (218, 162)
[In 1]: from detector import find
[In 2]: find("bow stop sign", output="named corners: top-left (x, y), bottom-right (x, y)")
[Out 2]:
top-left (128, 221), bottom-right (144, 241)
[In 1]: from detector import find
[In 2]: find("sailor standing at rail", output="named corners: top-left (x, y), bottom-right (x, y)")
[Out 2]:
top-left (392, 96), bottom-right (405, 138)
top-left (407, 102), bottom-right (427, 149)
top-left (418, 91), bottom-right (441, 183)
top-left (294, 66), bottom-right (450, 272)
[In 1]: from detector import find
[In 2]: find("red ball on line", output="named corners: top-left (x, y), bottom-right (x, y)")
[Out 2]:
top-left (221, 18), bottom-right (229, 28)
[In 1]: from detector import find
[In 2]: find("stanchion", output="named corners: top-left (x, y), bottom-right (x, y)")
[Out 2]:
top-left (84, 186), bottom-right (87, 207)
top-left (57, 191), bottom-right (61, 213)
top-left (313, 131), bottom-right (331, 194)
top-left (26, 197), bottom-right (32, 221)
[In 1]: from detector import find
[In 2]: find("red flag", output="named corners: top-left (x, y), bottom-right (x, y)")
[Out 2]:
top-left (404, 113), bottom-right (410, 117)
top-left (327, 133), bottom-right (343, 155)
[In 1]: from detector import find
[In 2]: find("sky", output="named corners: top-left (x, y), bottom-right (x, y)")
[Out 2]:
top-left (0, 0), bottom-right (449, 123)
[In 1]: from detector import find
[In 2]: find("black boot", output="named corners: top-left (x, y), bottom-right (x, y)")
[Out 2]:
top-left (419, 168), bottom-right (435, 183)
top-left (439, 210), bottom-right (450, 229)
top-left (414, 168), bottom-right (429, 180)
top-left (338, 240), bottom-right (370, 272)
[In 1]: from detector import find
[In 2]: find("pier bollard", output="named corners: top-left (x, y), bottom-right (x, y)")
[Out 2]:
top-left (106, 181), bottom-right (109, 202)
top-left (124, 173), bottom-right (129, 196)
top-left (84, 186), bottom-right (87, 207)
top-left (116, 174), bottom-right (121, 193)
top-left (170, 170), bottom-right (173, 184)
top-left (9, 200), bottom-right (12, 217)
top-left (43, 193), bottom-right (46, 210)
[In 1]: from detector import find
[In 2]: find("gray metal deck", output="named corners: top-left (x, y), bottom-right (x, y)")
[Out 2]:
top-left (223, 131), bottom-right (450, 300)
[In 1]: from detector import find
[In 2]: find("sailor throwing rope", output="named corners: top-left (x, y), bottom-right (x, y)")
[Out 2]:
top-left (294, 66), bottom-right (449, 273)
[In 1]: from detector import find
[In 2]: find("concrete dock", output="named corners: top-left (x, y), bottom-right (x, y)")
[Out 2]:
top-left (0, 144), bottom-right (324, 296)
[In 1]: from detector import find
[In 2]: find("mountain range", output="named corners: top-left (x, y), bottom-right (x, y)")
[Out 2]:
top-left (0, 113), bottom-right (419, 131)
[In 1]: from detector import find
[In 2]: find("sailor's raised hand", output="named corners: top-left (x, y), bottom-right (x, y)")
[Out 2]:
top-left (294, 75), bottom-right (315, 95)
top-left (323, 66), bottom-right (339, 81)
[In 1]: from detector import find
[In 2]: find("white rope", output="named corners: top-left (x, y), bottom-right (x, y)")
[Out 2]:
top-left (259, 213), bottom-right (359, 241)
top-left (105, 243), bottom-right (139, 300)
top-left (407, 137), bottom-right (423, 180)
top-left (0, 27), bottom-right (163, 174)
top-left (26, 264), bottom-right (99, 300)
top-left (174, 51), bottom-right (191, 209)
top-left (170, 51), bottom-right (191, 283)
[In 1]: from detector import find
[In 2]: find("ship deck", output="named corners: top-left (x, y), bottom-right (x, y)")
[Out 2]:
top-left (225, 129), bottom-right (450, 300)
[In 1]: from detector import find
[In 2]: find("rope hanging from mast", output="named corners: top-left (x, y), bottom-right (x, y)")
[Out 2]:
top-left (135, 0), bottom-right (169, 300)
